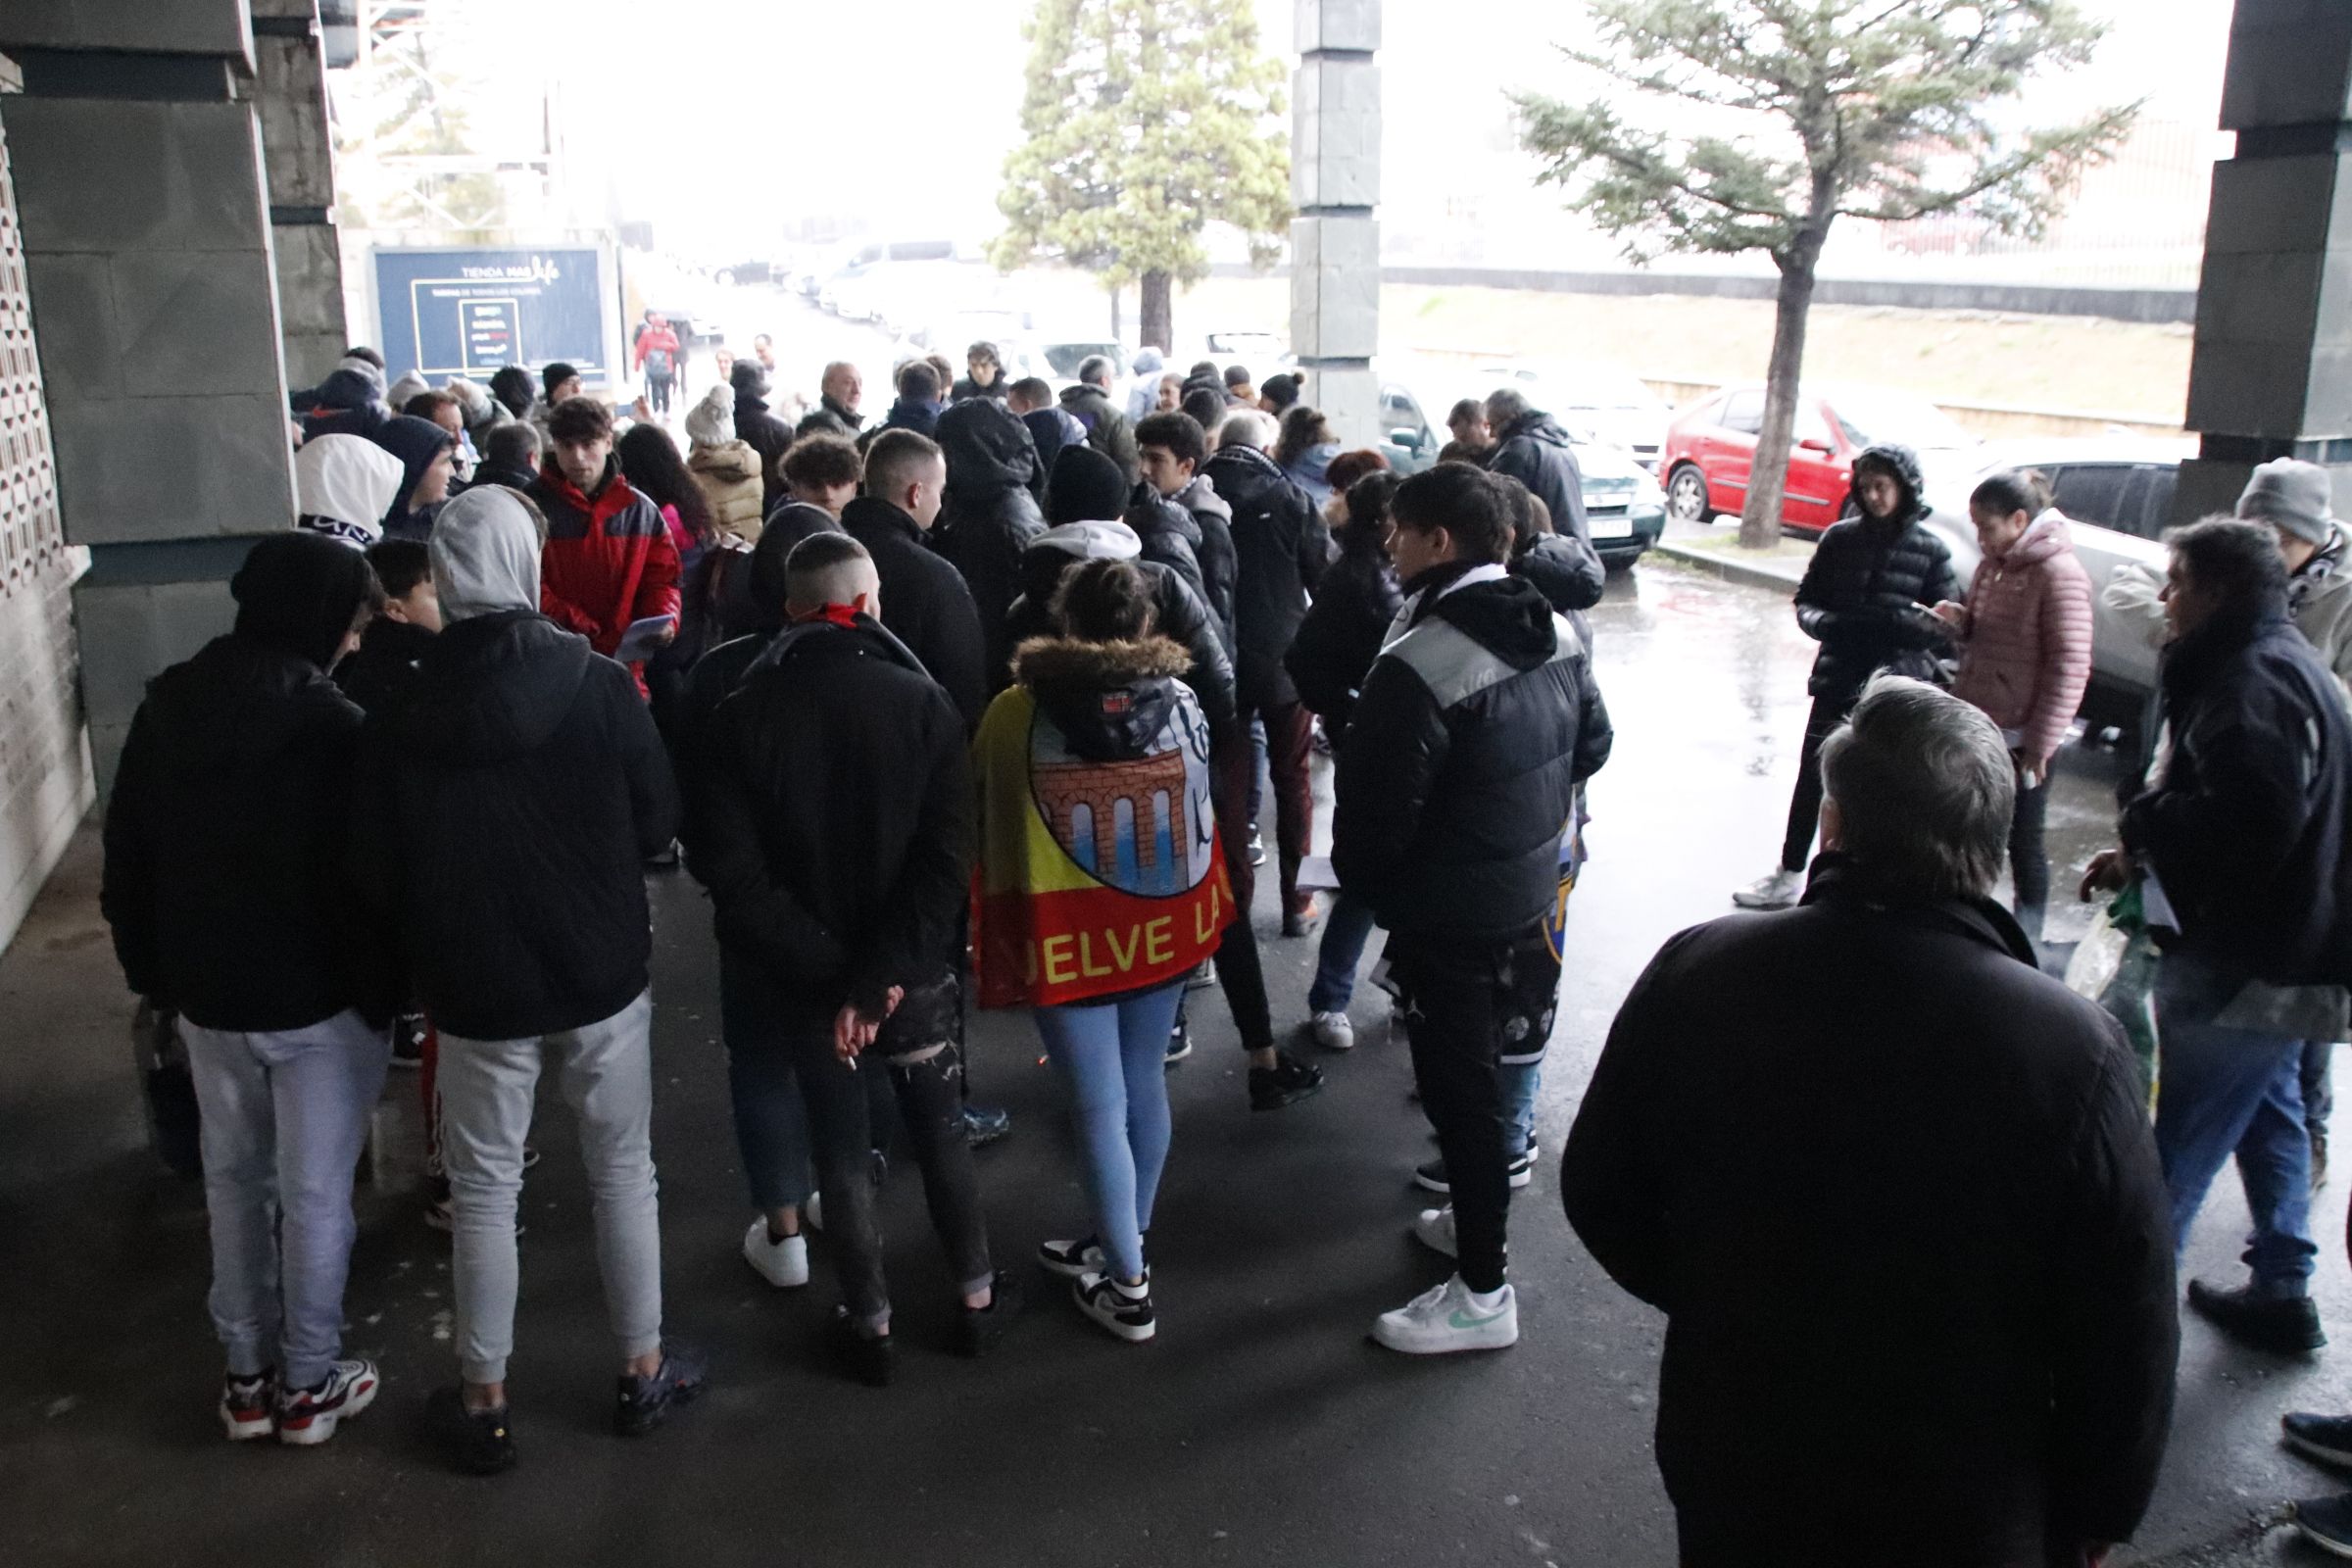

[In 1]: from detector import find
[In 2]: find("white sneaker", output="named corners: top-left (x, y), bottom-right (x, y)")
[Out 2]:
top-left (1371, 1276), bottom-right (1518, 1354)
top-left (805, 1192), bottom-right (823, 1232)
top-left (743, 1218), bottom-right (809, 1289)
top-left (1411, 1205), bottom-right (1457, 1258)
top-left (275, 1358), bottom-right (378, 1446)
top-left (1310, 1010), bottom-right (1355, 1051)
top-left (1731, 867), bottom-right (1802, 909)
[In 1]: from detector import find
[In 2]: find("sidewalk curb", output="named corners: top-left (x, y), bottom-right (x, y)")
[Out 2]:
top-left (1651, 538), bottom-right (1803, 596)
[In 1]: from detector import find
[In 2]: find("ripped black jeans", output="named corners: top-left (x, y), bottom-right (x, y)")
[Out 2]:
top-left (790, 974), bottom-right (994, 1332)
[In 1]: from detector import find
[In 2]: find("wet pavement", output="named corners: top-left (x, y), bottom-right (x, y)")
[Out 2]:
top-left (2, 490), bottom-right (2349, 1561)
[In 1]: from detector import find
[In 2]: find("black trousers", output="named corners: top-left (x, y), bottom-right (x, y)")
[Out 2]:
top-left (1779, 695), bottom-right (1854, 873)
top-left (1174, 720), bottom-right (1275, 1053)
top-left (2009, 764), bottom-right (2050, 938)
top-left (790, 976), bottom-right (992, 1329)
top-left (1387, 923), bottom-right (1563, 1294)
top-left (646, 373), bottom-right (673, 415)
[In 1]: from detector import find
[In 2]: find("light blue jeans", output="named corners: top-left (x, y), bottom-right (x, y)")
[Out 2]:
top-left (180, 1008), bottom-right (392, 1388)
top-left (2155, 1019), bottom-right (2316, 1296)
top-left (1503, 1059), bottom-right (1541, 1159)
top-left (1035, 983), bottom-right (1187, 1282)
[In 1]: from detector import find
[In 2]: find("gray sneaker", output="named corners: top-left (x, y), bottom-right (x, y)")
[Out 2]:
top-left (1732, 867), bottom-right (1803, 909)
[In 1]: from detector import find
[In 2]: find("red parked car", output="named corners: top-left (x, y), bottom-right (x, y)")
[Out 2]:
top-left (1660, 382), bottom-right (1982, 536)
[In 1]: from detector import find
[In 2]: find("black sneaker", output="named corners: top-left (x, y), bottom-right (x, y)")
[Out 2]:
top-left (1249, 1050), bottom-right (1325, 1111)
top-left (962, 1104), bottom-right (1012, 1150)
top-left (2297, 1491), bottom-right (2352, 1556)
top-left (828, 1309), bottom-right (897, 1388)
top-left (952, 1271), bottom-right (1024, 1358)
top-left (1038, 1236), bottom-right (1106, 1279)
top-left (1414, 1149), bottom-right (1535, 1195)
top-left (1164, 1019), bottom-right (1193, 1066)
top-left (390, 1014), bottom-right (425, 1070)
top-left (2286, 1412), bottom-right (2352, 1470)
top-left (427, 1385), bottom-right (517, 1476)
top-left (2186, 1278), bottom-right (2327, 1354)
top-left (614, 1341), bottom-right (710, 1435)
top-left (1073, 1270), bottom-right (1155, 1343)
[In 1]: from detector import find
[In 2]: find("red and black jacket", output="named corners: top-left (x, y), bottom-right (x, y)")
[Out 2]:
top-left (526, 455), bottom-right (682, 692)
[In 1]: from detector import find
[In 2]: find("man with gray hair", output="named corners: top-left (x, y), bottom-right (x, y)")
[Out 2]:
top-left (1482, 386), bottom-right (1590, 549)
top-left (1563, 673), bottom-right (2177, 1565)
top-left (1056, 353), bottom-right (1140, 483)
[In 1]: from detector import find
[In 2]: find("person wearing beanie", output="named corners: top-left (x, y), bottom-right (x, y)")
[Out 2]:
top-left (296, 433), bottom-right (408, 550)
top-left (1046, 442), bottom-right (1131, 529)
top-left (101, 531), bottom-right (393, 1448)
top-left (488, 365), bottom-right (536, 423)
top-left (936, 397), bottom-right (1046, 690)
top-left (442, 375), bottom-right (512, 452)
top-left (369, 416), bottom-right (461, 543)
top-left (731, 359), bottom-right (796, 512)
top-left (386, 369), bottom-right (431, 411)
top-left (529, 363), bottom-right (582, 439)
top-left (299, 364), bottom-right (391, 443)
top-left (683, 383), bottom-right (763, 545)
top-left (354, 483), bottom-right (702, 1474)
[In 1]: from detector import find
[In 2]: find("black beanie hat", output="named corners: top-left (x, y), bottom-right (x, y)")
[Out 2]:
top-left (231, 532), bottom-right (381, 669)
top-left (541, 361), bottom-right (579, 399)
top-left (1047, 443), bottom-right (1129, 527)
top-left (731, 359), bottom-right (771, 401)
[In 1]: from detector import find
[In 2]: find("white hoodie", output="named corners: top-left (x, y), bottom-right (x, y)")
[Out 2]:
top-left (294, 434), bottom-right (406, 549)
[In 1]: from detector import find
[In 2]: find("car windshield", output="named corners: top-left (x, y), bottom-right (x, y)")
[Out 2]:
top-left (1042, 342), bottom-right (1121, 376)
top-left (1826, 387), bottom-right (1977, 451)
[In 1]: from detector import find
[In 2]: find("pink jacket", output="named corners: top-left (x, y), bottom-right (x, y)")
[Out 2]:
top-left (1949, 510), bottom-right (2093, 766)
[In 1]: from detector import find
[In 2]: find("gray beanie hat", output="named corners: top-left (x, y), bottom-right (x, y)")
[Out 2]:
top-left (2237, 457), bottom-right (2337, 545)
top-left (684, 382), bottom-right (735, 447)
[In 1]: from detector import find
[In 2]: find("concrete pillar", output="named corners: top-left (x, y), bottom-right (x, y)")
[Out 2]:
top-left (2176, 1), bottom-right (2352, 521)
top-left (0, 2), bottom-right (299, 788)
top-left (252, 0), bottom-right (347, 393)
top-left (1290, 0), bottom-right (1380, 447)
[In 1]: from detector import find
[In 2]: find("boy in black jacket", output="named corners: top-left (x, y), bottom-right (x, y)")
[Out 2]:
top-left (101, 532), bottom-right (392, 1446)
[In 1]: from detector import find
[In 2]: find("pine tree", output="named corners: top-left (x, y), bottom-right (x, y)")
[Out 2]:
top-left (995, 0), bottom-right (1292, 351)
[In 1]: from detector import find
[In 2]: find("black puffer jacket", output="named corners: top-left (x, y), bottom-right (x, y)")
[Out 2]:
top-left (336, 615), bottom-right (437, 716)
top-left (732, 374), bottom-right (796, 510)
top-left (1285, 527), bottom-right (1402, 739)
top-left (1333, 572), bottom-right (1612, 938)
top-left (681, 616), bottom-right (971, 1018)
top-left (1125, 483), bottom-right (1208, 607)
top-left (1792, 443), bottom-right (1959, 704)
top-left (1173, 474), bottom-right (1239, 653)
top-left (1562, 857), bottom-right (2175, 1566)
top-left (355, 611), bottom-right (678, 1040)
top-left (1202, 443), bottom-right (1330, 707)
top-left (841, 496), bottom-right (989, 730)
top-left (102, 635), bottom-right (387, 1032)
top-left (1057, 383), bottom-right (1140, 483)
top-left (1487, 412), bottom-right (1590, 545)
top-left (1003, 531), bottom-right (1237, 732)
top-left (935, 399), bottom-right (1048, 689)
top-left (2122, 599), bottom-right (2352, 996)
top-left (1514, 530), bottom-right (1606, 651)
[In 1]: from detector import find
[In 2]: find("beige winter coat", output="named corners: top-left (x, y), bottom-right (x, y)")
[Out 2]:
top-left (688, 439), bottom-right (765, 544)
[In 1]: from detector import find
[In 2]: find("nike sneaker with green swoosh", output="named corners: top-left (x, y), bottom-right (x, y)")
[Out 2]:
top-left (1371, 1275), bottom-right (1518, 1354)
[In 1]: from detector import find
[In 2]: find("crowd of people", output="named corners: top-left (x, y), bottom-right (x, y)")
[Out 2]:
top-left (106, 333), bottom-right (2352, 1560)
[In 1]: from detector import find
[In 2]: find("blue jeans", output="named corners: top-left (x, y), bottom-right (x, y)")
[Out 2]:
top-left (180, 1009), bottom-right (392, 1388)
top-left (1307, 894), bottom-right (1380, 1014)
top-left (719, 957), bottom-right (814, 1214)
top-left (2155, 1019), bottom-right (2316, 1296)
top-left (1035, 983), bottom-right (1186, 1282)
top-left (1503, 1059), bottom-right (1540, 1158)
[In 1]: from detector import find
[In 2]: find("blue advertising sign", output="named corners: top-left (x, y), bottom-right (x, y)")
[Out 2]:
top-left (372, 246), bottom-right (611, 383)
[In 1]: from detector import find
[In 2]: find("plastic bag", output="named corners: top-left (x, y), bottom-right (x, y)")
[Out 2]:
top-left (2065, 885), bottom-right (2161, 1114)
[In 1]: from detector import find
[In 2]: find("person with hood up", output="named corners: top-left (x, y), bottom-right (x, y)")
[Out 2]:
top-left (295, 433), bottom-right (407, 550)
top-left (682, 531), bottom-right (1014, 1384)
top-left (291, 347), bottom-right (384, 416)
top-left (1333, 464), bottom-right (1612, 1354)
top-left (1123, 346), bottom-right (1166, 423)
top-left (527, 398), bottom-right (683, 699)
top-left (973, 558), bottom-right (1230, 1343)
top-left (369, 415), bottom-right (460, 543)
top-left (488, 365), bottom-right (536, 424)
top-left (298, 361), bottom-right (390, 443)
top-left (385, 369), bottom-right (430, 412)
top-left (1734, 441), bottom-right (1957, 910)
top-left (1135, 411), bottom-right (1239, 651)
top-left (954, 341), bottom-right (1009, 404)
top-left (1925, 469), bottom-right (2092, 943)
top-left (880, 359), bottom-right (949, 439)
top-left (102, 531), bottom-right (392, 1447)
top-left (355, 484), bottom-right (703, 1475)
top-left (731, 360), bottom-right (797, 512)
top-left (1482, 386), bottom-right (1592, 549)
top-left (1202, 409), bottom-right (1331, 935)
top-left (682, 383), bottom-right (764, 544)
top-left (935, 396), bottom-right (1046, 688)
top-left (1058, 356), bottom-right (1141, 484)
top-left (1274, 406), bottom-right (1342, 508)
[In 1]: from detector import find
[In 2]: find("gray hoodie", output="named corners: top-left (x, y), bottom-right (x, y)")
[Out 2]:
top-left (429, 484), bottom-right (542, 621)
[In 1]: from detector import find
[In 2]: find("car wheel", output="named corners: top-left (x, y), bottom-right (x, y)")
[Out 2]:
top-left (1666, 464), bottom-right (1713, 524)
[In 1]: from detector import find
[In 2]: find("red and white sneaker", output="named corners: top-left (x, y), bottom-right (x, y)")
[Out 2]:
top-left (220, 1369), bottom-right (276, 1441)
top-left (276, 1358), bottom-right (378, 1446)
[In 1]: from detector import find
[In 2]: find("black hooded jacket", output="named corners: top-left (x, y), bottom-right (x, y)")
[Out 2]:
top-left (1124, 484), bottom-right (1209, 607)
top-left (336, 614), bottom-right (437, 716)
top-left (1561, 856), bottom-right (2176, 1566)
top-left (2121, 598), bottom-right (2352, 997)
top-left (935, 399), bottom-right (1048, 688)
top-left (355, 611), bottom-right (678, 1040)
top-left (840, 496), bottom-right (989, 731)
top-left (1486, 412), bottom-right (1590, 545)
top-left (1791, 443), bottom-right (1959, 704)
top-left (299, 368), bottom-right (389, 442)
top-left (1004, 544), bottom-right (1236, 732)
top-left (1285, 525), bottom-right (1402, 739)
top-left (732, 368), bottom-right (796, 510)
top-left (1333, 572), bottom-right (1612, 938)
top-left (1056, 383), bottom-right (1140, 482)
top-left (103, 635), bottom-right (389, 1032)
top-left (681, 616), bottom-right (971, 1019)
top-left (1201, 443), bottom-right (1330, 707)
top-left (372, 415), bottom-right (454, 542)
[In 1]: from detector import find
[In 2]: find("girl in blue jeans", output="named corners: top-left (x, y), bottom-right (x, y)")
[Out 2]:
top-left (971, 556), bottom-right (1232, 1344)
